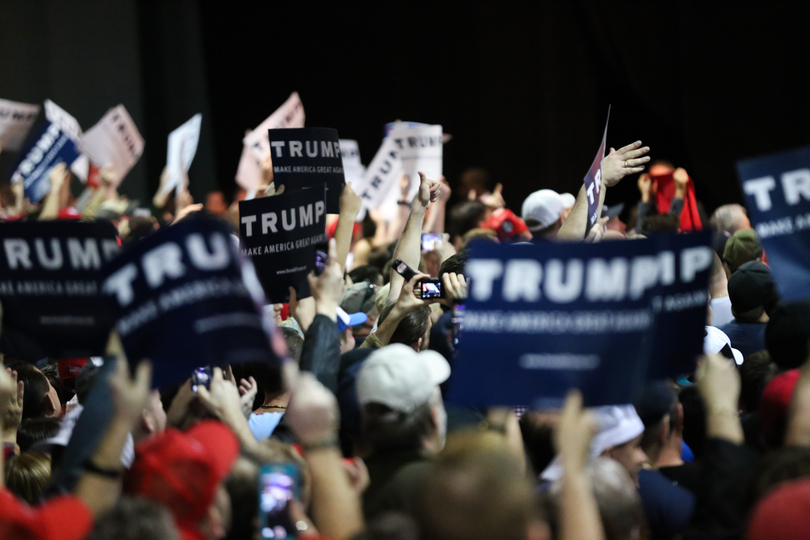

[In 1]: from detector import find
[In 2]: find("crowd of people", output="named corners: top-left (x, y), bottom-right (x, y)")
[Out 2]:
top-left (1, 118), bottom-right (810, 540)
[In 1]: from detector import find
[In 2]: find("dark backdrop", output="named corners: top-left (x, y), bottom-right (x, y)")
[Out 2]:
top-left (3, 1), bottom-right (810, 216)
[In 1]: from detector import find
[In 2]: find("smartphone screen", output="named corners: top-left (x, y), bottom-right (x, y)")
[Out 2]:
top-left (420, 279), bottom-right (443, 299)
top-left (421, 233), bottom-right (442, 252)
top-left (314, 249), bottom-right (328, 276)
top-left (259, 463), bottom-right (300, 540)
top-left (191, 366), bottom-right (212, 392)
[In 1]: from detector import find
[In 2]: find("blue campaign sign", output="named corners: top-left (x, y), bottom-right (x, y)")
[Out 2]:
top-left (0, 220), bottom-right (120, 360)
top-left (10, 120), bottom-right (81, 203)
top-left (447, 233), bottom-right (713, 408)
top-left (585, 107), bottom-right (610, 229)
top-left (101, 215), bottom-right (278, 387)
top-left (737, 145), bottom-right (810, 301)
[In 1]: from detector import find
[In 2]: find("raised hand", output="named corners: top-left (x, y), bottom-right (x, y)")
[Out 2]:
top-left (441, 272), bottom-right (469, 306)
top-left (238, 376), bottom-right (258, 419)
top-left (555, 390), bottom-right (596, 472)
top-left (340, 182), bottom-right (363, 218)
top-left (109, 358), bottom-right (153, 426)
top-left (1, 369), bottom-right (24, 436)
top-left (637, 173), bottom-right (652, 203)
top-left (399, 173), bottom-right (412, 200)
top-left (602, 141), bottom-right (651, 187)
top-left (479, 183), bottom-right (505, 209)
top-left (396, 272), bottom-right (439, 314)
top-left (416, 171), bottom-right (442, 208)
top-left (673, 167), bottom-right (689, 198)
top-left (285, 372), bottom-right (339, 445)
top-left (307, 238), bottom-right (344, 318)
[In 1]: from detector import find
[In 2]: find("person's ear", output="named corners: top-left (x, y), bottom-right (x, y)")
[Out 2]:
top-left (412, 338), bottom-right (422, 353)
top-left (45, 392), bottom-right (58, 415)
top-left (675, 403), bottom-right (685, 435)
top-left (660, 415), bottom-right (670, 446)
top-left (142, 410), bottom-right (156, 435)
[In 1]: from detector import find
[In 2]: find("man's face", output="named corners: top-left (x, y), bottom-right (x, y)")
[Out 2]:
top-left (604, 434), bottom-right (648, 485)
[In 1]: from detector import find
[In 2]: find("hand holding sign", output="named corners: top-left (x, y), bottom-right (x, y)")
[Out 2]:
top-left (602, 141), bottom-right (651, 187)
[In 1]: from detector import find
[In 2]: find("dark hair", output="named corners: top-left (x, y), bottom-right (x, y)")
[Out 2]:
top-left (361, 214), bottom-right (377, 240)
top-left (124, 215), bottom-right (158, 245)
top-left (449, 201), bottom-right (487, 242)
top-left (6, 362), bottom-right (52, 420)
top-left (224, 457), bottom-right (260, 540)
top-left (378, 302), bottom-right (432, 348)
top-left (740, 351), bottom-right (777, 412)
top-left (17, 416), bottom-right (62, 452)
top-left (349, 265), bottom-right (384, 286)
top-left (281, 326), bottom-right (304, 363)
top-left (368, 242), bottom-right (398, 274)
top-left (519, 413), bottom-right (557, 474)
top-left (639, 214), bottom-right (680, 235)
top-left (439, 251), bottom-right (468, 279)
top-left (362, 402), bottom-right (435, 453)
top-left (678, 385), bottom-right (707, 459)
top-left (766, 300), bottom-right (810, 370)
top-left (749, 448), bottom-right (810, 511)
top-left (88, 496), bottom-right (179, 540)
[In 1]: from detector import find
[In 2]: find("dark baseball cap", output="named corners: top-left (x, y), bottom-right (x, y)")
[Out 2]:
top-left (633, 381), bottom-right (676, 429)
top-left (723, 228), bottom-right (763, 274)
top-left (728, 261), bottom-right (776, 313)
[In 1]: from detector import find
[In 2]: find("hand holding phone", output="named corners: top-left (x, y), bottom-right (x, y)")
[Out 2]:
top-left (259, 463), bottom-right (300, 539)
top-left (191, 366), bottom-right (212, 392)
top-left (421, 233), bottom-right (442, 252)
top-left (393, 258), bottom-right (417, 282)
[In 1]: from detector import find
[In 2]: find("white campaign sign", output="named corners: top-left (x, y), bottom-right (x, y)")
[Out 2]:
top-left (0, 98), bottom-right (41, 151)
top-left (164, 113), bottom-right (202, 196)
top-left (339, 139), bottom-right (365, 187)
top-left (243, 92), bottom-right (305, 161)
top-left (236, 144), bottom-right (262, 191)
top-left (387, 123), bottom-right (443, 202)
top-left (236, 92), bottom-right (305, 191)
top-left (354, 137), bottom-right (402, 216)
top-left (80, 105), bottom-right (145, 184)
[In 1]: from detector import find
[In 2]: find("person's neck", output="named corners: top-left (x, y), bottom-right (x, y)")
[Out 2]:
top-left (657, 438), bottom-right (684, 469)
top-left (256, 392), bottom-right (289, 412)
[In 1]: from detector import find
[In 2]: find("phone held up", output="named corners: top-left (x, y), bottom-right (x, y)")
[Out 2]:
top-left (259, 463), bottom-right (301, 539)
top-left (191, 366), bottom-right (212, 392)
top-left (393, 258), bottom-right (445, 299)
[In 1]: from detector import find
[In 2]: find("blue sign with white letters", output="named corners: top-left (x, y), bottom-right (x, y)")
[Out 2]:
top-left (447, 232), bottom-right (712, 408)
top-left (585, 107), bottom-right (610, 230)
top-left (10, 120), bottom-right (81, 203)
top-left (737, 145), bottom-right (810, 301)
top-left (101, 215), bottom-right (278, 386)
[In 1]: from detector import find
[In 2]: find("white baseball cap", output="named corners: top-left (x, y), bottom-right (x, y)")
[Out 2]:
top-left (521, 189), bottom-right (564, 231)
top-left (541, 404), bottom-right (644, 482)
top-left (704, 325), bottom-right (744, 366)
top-left (559, 192), bottom-right (576, 210)
top-left (356, 344), bottom-right (451, 413)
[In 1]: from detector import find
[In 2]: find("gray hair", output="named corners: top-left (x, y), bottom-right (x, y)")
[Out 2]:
top-left (710, 204), bottom-right (748, 234)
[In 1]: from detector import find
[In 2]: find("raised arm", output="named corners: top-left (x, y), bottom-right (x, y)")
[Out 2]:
top-left (558, 141), bottom-right (650, 241)
top-left (423, 177), bottom-right (451, 234)
top-left (389, 172), bottom-right (441, 301)
top-left (74, 358), bottom-right (152, 516)
top-left (286, 372), bottom-right (364, 540)
top-left (334, 183), bottom-right (362, 273)
top-left (38, 163), bottom-right (70, 220)
top-left (557, 391), bottom-right (605, 540)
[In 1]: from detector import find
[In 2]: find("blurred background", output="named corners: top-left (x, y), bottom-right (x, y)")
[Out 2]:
top-left (2, 1), bottom-right (809, 214)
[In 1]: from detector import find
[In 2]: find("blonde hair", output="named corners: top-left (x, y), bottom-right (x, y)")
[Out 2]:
top-left (5, 451), bottom-right (51, 504)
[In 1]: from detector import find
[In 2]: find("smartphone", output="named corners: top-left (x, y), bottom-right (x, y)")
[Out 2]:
top-left (419, 278), bottom-right (444, 299)
top-left (191, 366), bottom-right (212, 392)
top-left (314, 248), bottom-right (328, 276)
top-left (421, 233), bottom-right (442, 252)
top-left (393, 258), bottom-right (417, 282)
top-left (259, 463), bottom-right (300, 540)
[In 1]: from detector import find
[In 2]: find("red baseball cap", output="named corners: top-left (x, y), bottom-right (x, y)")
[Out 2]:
top-left (57, 207), bottom-right (82, 220)
top-left (0, 490), bottom-right (92, 540)
top-left (747, 479), bottom-right (810, 540)
top-left (124, 421), bottom-right (239, 530)
top-left (482, 209), bottom-right (529, 240)
top-left (760, 369), bottom-right (800, 444)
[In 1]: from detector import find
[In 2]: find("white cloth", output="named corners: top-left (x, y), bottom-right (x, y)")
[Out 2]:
top-left (710, 296), bottom-right (734, 327)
